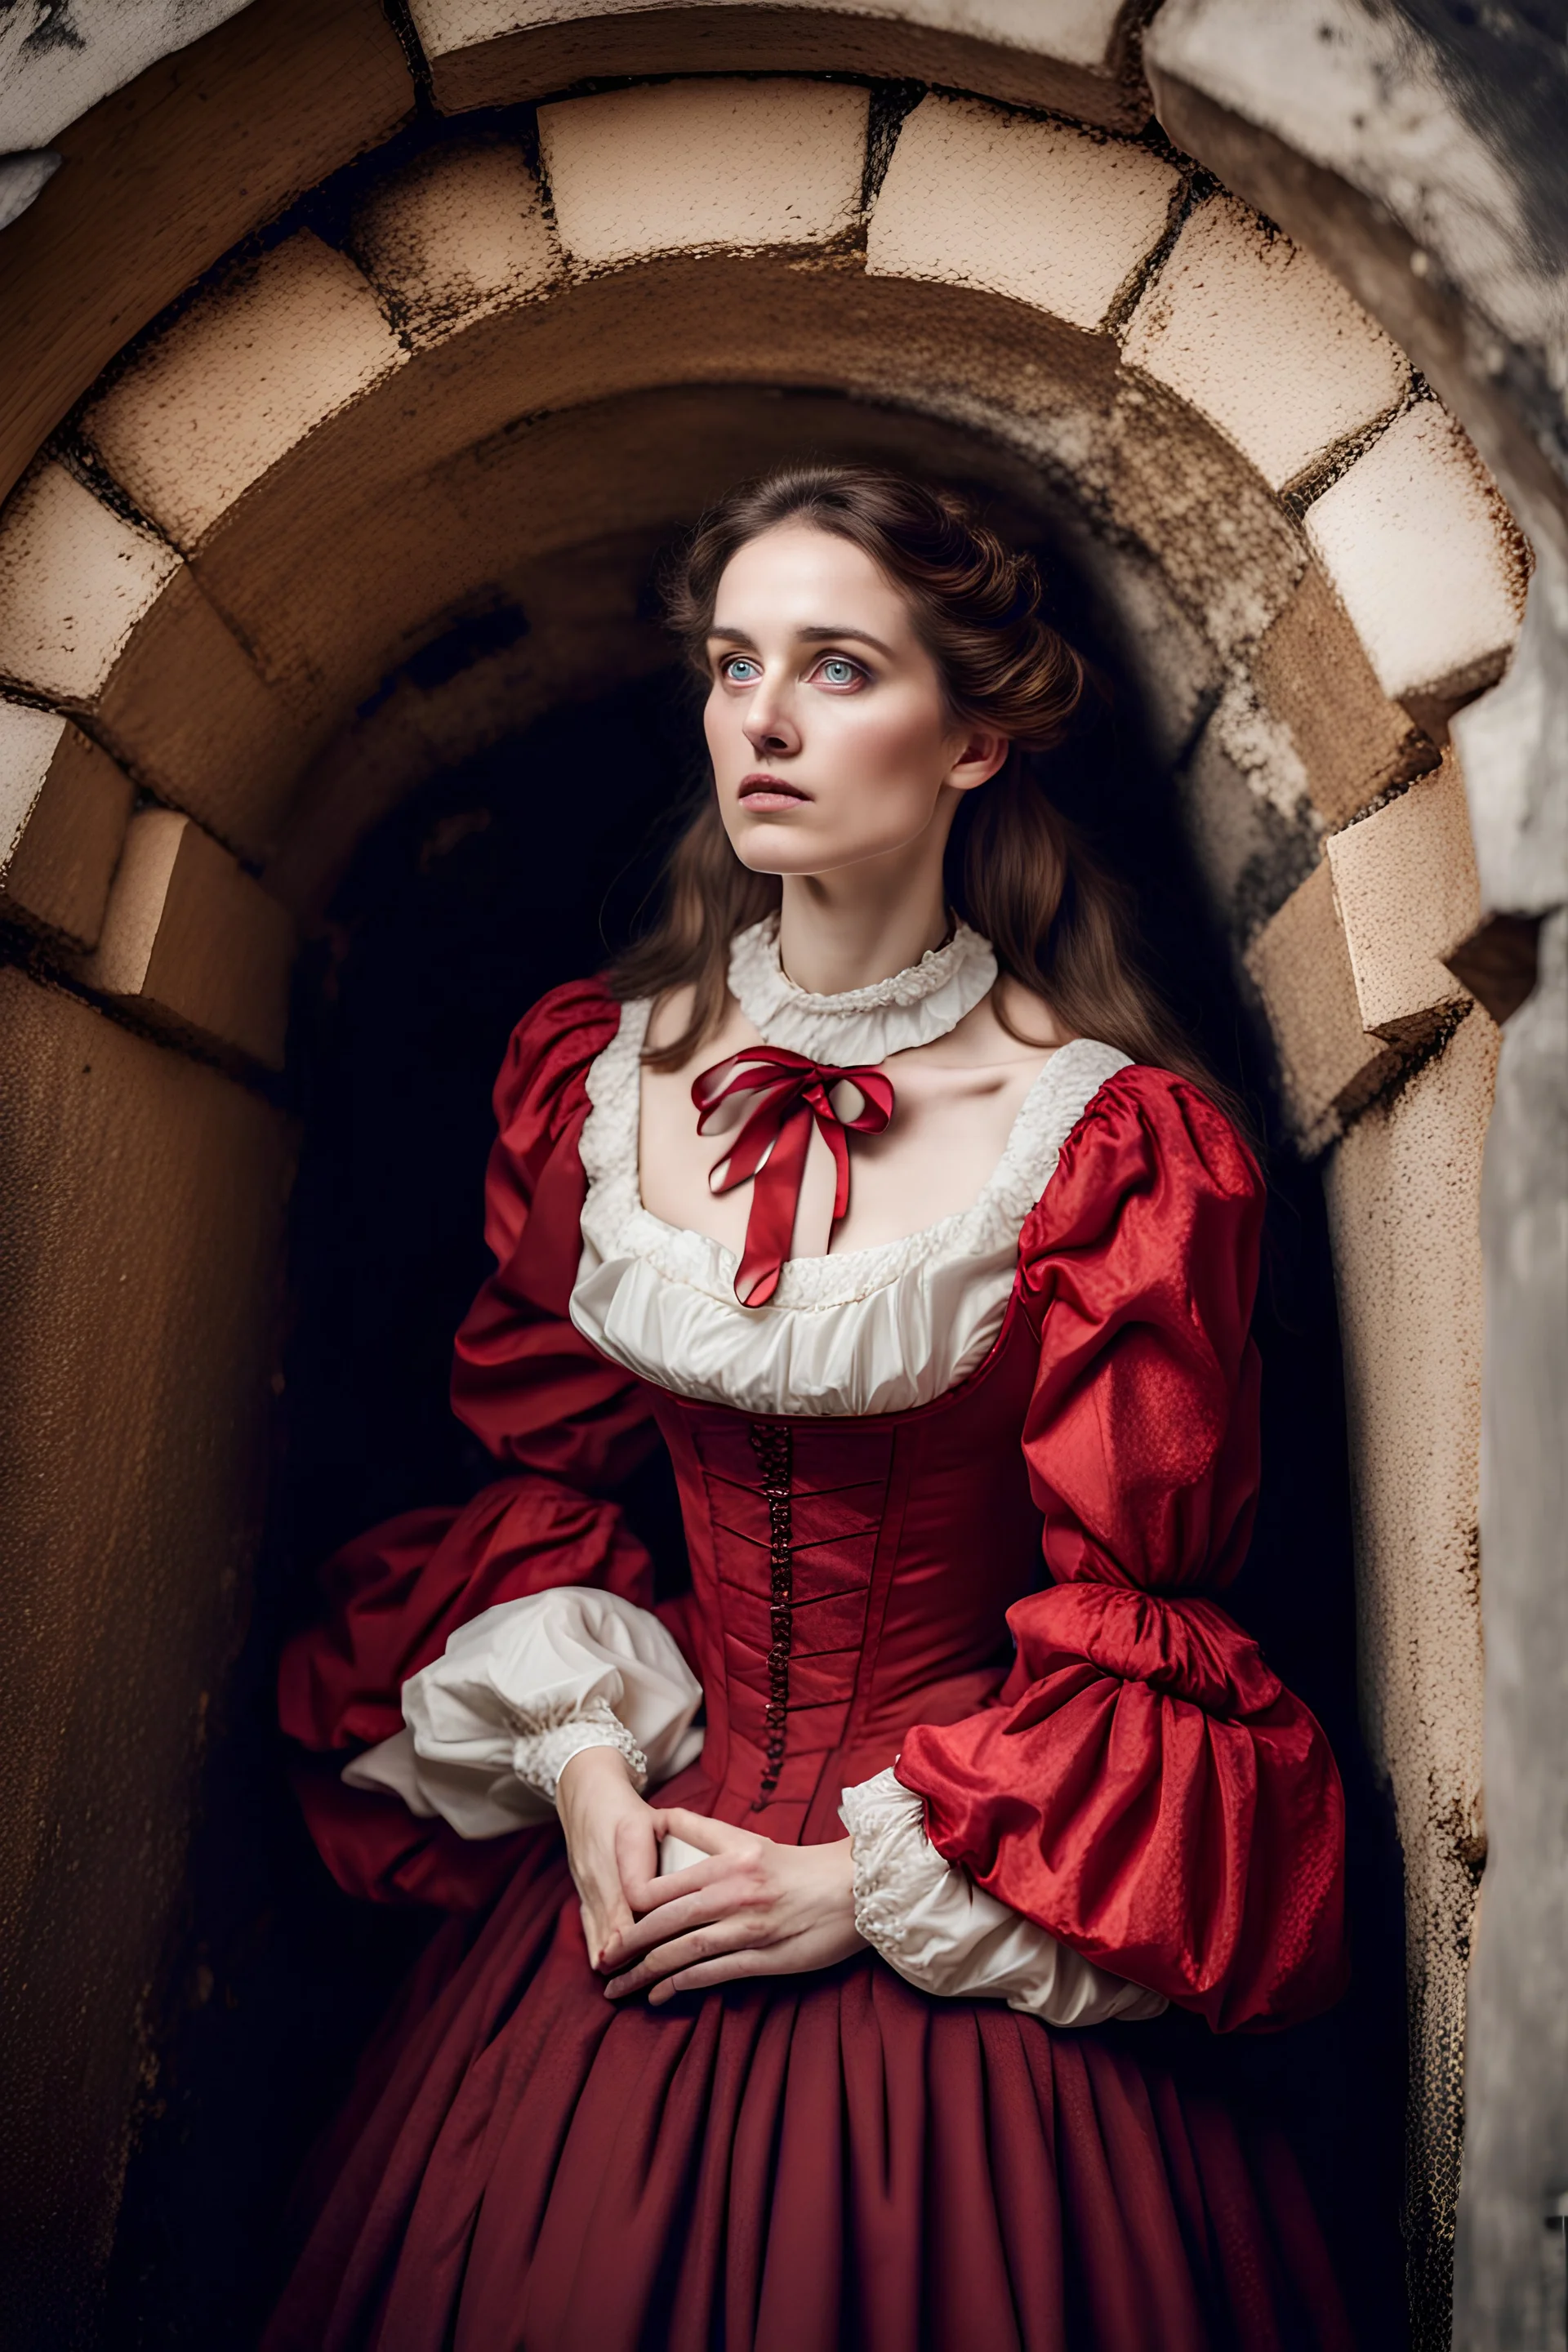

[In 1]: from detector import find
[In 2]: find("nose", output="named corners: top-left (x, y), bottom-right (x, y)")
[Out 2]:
top-left (742, 675), bottom-right (800, 760)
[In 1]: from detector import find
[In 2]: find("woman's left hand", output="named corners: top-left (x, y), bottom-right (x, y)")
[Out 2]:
top-left (599, 1807), bottom-right (864, 2003)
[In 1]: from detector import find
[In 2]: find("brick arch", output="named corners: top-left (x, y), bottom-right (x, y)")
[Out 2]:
top-left (0, 33), bottom-right (1526, 2343)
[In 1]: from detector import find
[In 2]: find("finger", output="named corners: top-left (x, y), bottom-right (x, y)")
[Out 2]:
top-left (603, 1879), bottom-right (751, 1965)
top-left (604, 1918), bottom-right (764, 1999)
top-left (651, 1808), bottom-right (753, 1856)
top-left (648, 1933), bottom-right (819, 2005)
top-left (617, 1855), bottom-right (725, 1916)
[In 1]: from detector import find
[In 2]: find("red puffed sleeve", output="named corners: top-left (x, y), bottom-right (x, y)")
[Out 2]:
top-left (895, 1067), bottom-right (1348, 2033)
top-left (280, 980), bottom-right (662, 1908)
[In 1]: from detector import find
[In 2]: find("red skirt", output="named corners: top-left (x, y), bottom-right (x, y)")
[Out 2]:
top-left (265, 1843), bottom-right (1353, 2352)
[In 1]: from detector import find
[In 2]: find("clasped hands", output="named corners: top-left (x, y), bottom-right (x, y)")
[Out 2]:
top-left (556, 1744), bottom-right (864, 2003)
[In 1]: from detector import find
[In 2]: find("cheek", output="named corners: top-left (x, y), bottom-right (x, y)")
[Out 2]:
top-left (830, 697), bottom-right (946, 796)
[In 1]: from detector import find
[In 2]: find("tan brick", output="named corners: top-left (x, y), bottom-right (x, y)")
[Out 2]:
top-left (350, 134), bottom-right (559, 344)
top-left (0, 699), bottom-right (133, 949)
top-left (77, 808), bottom-right (295, 1070)
top-left (1327, 755), bottom-right (1481, 1048)
top-left (1245, 858), bottom-right (1399, 1150)
top-left (0, 0), bottom-right (412, 509)
top-left (1122, 195), bottom-right (1406, 491)
top-left (539, 80), bottom-right (869, 269)
top-left (82, 231), bottom-right (406, 550)
top-left (1254, 561), bottom-right (1437, 828)
top-left (1303, 402), bottom-right (1526, 735)
top-left (0, 462), bottom-right (179, 702)
top-left (89, 568), bottom-right (311, 862)
top-left (866, 94), bottom-right (1178, 332)
top-left (409, 1), bottom-right (1147, 127)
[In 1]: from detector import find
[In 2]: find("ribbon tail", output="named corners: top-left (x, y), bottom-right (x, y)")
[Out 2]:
top-left (735, 1108), bottom-right (812, 1308)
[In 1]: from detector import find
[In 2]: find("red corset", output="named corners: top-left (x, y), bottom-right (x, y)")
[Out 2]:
top-left (650, 1293), bottom-right (1044, 1844)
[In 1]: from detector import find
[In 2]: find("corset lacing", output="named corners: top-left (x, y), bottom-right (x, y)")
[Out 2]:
top-left (749, 1422), bottom-right (794, 1803)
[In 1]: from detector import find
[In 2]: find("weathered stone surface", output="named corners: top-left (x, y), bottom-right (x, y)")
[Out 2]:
top-left (541, 79), bottom-right (868, 270)
top-left (867, 94), bottom-right (1178, 334)
top-left (1303, 403), bottom-right (1526, 739)
top-left (1245, 857), bottom-right (1398, 1151)
top-left (0, 461), bottom-right (180, 702)
top-left (0, 697), bottom-right (132, 948)
top-left (0, 967), bottom-right (290, 2347)
top-left (82, 231), bottom-right (407, 554)
top-left (1254, 560), bottom-right (1438, 830)
top-left (0, 0), bottom-right (255, 152)
top-left (408, 0), bottom-right (1152, 128)
top-left (1324, 1004), bottom-right (1497, 2339)
top-left (1177, 704), bottom-right (1318, 944)
top-left (0, 0), bottom-right (413, 506)
top-left (349, 134), bottom-right (560, 345)
top-left (1327, 757), bottom-right (1481, 1049)
top-left (75, 808), bottom-right (295, 1071)
top-left (1122, 194), bottom-right (1405, 491)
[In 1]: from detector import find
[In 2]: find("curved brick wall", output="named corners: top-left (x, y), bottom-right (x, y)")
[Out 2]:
top-left (0, 11), bottom-right (1531, 2341)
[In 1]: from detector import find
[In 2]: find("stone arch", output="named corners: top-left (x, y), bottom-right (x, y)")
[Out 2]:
top-left (0, 15), bottom-right (1539, 2345)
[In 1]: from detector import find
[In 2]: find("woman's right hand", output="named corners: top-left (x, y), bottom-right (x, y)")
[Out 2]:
top-left (555, 1744), bottom-right (661, 1969)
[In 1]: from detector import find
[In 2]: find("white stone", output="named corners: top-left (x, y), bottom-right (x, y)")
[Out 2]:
top-left (0, 463), bottom-right (180, 704)
top-left (1122, 195), bottom-right (1406, 490)
top-left (1303, 403), bottom-right (1523, 710)
top-left (538, 80), bottom-right (869, 269)
top-left (866, 94), bottom-right (1178, 333)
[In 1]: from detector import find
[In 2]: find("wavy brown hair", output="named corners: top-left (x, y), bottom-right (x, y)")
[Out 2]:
top-left (609, 464), bottom-right (1236, 1120)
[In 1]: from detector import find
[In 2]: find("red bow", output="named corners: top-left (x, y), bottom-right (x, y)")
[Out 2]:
top-left (692, 1046), bottom-right (895, 1308)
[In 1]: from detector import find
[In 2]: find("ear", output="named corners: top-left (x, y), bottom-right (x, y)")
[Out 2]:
top-left (945, 728), bottom-right (1011, 795)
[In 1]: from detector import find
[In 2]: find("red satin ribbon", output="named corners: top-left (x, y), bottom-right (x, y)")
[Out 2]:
top-left (692, 1046), bottom-right (895, 1307)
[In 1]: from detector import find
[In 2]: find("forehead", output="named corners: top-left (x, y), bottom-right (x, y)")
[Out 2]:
top-left (711, 523), bottom-right (914, 636)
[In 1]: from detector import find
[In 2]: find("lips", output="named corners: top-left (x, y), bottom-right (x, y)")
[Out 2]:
top-left (738, 773), bottom-right (811, 810)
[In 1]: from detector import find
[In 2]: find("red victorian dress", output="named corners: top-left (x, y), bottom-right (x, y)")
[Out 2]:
top-left (270, 918), bottom-right (1352, 2352)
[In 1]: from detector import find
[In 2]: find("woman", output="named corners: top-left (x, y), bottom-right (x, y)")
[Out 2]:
top-left (271, 466), bottom-right (1352, 2350)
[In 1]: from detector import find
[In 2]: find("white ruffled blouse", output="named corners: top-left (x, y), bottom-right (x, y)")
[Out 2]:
top-left (349, 921), bottom-right (1162, 2028)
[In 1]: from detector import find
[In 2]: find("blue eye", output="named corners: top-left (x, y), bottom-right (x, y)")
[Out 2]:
top-left (722, 656), bottom-right (761, 684)
top-left (817, 657), bottom-right (862, 688)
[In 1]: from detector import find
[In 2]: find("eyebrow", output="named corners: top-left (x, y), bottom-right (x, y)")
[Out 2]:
top-left (707, 623), bottom-right (897, 659)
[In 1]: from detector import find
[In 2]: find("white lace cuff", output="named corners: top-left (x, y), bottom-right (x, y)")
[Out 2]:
top-left (341, 1585), bottom-right (703, 1839)
top-left (840, 1767), bottom-right (1166, 2028)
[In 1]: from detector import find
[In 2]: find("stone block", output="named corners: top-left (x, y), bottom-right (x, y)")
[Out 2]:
top-left (1327, 755), bottom-right (1481, 1049)
top-left (87, 567), bottom-right (312, 862)
top-left (349, 134), bottom-right (559, 345)
top-left (0, 964), bottom-right (289, 2345)
top-left (1303, 402), bottom-right (1526, 737)
top-left (0, 699), bottom-right (133, 949)
top-left (1178, 708), bottom-right (1318, 944)
top-left (866, 94), bottom-right (1178, 333)
top-left (538, 80), bottom-right (869, 269)
top-left (82, 231), bottom-right (407, 552)
top-left (1121, 194), bottom-right (1406, 491)
top-left (408, 1), bottom-right (1149, 128)
top-left (0, 461), bottom-right (180, 702)
top-left (0, 0), bottom-right (413, 507)
top-left (1245, 858), bottom-right (1399, 1150)
top-left (76, 808), bottom-right (295, 1071)
top-left (1253, 560), bottom-right (1437, 828)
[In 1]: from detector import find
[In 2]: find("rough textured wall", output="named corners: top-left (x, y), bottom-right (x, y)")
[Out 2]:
top-left (1324, 1007), bottom-right (1496, 2341)
top-left (0, 970), bottom-right (291, 2350)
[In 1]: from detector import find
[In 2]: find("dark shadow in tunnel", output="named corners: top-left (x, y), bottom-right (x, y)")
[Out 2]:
top-left (105, 546), bottom-right (1410, 2348)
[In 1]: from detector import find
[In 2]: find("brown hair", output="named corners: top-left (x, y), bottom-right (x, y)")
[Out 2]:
top-left (609, 464), bottom-right (1236, 1122)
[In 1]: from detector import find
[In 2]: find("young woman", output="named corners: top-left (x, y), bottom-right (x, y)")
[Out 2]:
top-left (270, 467), bottom-right (1352, 2350)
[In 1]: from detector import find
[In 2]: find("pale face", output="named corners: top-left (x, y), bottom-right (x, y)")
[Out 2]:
top-left (702, 523), bottom-right (1007, 877)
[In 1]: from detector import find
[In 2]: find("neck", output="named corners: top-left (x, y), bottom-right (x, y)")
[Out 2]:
top-left (776, 837), bottom-right (951, 998)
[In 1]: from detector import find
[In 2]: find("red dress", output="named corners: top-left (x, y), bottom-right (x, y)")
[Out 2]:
top-left (270, 981), bottom-right (1352, 2351)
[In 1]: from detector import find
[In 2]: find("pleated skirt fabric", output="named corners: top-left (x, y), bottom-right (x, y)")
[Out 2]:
top-left (265, 1846), bottom-right (1353, 2352)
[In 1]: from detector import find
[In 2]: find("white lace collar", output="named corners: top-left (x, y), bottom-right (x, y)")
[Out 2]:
top-left (727, 915), bottom-right (998, 1065)
top-left (569, 999), bottom-right (1131, 1417)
